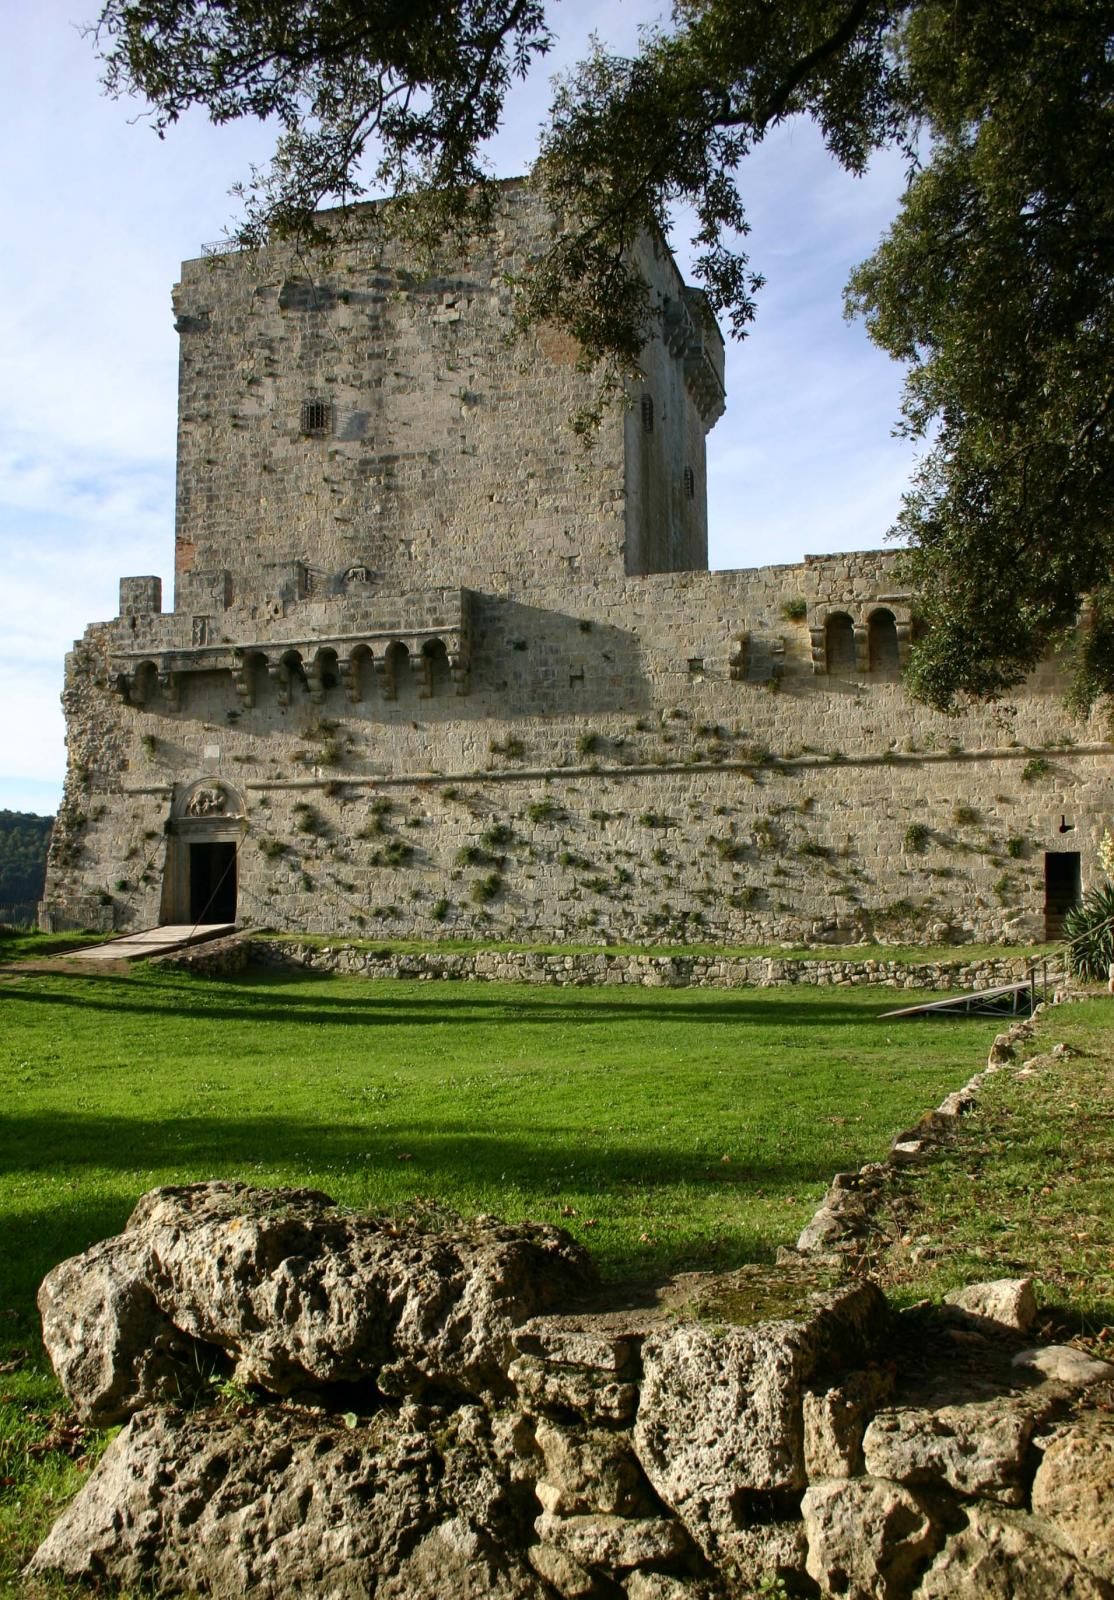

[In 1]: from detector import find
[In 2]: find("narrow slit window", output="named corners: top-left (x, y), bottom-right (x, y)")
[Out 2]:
top-left (641, 395), bottom-right (654, 433)
top-left (301, 399), bottom-right (333, 436)
top-left (683, 465), bottom-right (695, 499)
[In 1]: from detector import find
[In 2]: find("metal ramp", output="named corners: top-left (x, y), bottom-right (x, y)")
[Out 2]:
top-left (59, 925), bottom-right (237, 964)
top-left (880, 965), bottom-right (1059, 1021)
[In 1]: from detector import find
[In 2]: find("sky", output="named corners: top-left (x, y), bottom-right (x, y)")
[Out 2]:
top-left (0, 0), bottom-right (921, 818)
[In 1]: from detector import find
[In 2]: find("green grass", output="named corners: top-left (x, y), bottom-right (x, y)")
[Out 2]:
top-left (877, 996), bottom-right (1114, 1351)
top-left (0, 965), bottom-right (1042, 1590)
top-left (0, 931), bottom-right (111, 965)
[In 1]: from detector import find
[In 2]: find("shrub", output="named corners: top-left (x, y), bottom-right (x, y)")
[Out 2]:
top-left (1006, 835), bottom-right (1026, 859)
top-left (904, 823), bottom-right (930, 851)
top-left (952, 804), bottom-right (980, 826)
top-left (780, 597), bottom-right (807, 622)
top-left (1063, 881), bottom-right (1114, 978)
top-left (1022, 757), bottom-right (1051, 782)
top-left (257, 838), bottom-right (286, 859)
top-left (481, 822), bottom-right (514, 849)
top-left (576, 732), bottom-right (599, 756)
top-left (431, 897), bottom-right (451, 922)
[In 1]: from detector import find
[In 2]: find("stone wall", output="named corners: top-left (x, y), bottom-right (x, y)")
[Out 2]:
top-left (236, 938), bottom-right (1043, 993)
top-left (40, 184), bottom-right (1110, 945)
top-left (42, 559), bottom-right (1107, 945)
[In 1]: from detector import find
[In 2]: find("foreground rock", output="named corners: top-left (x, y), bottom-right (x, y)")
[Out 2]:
top-left (38, 1182), bottom-right (597, 1423)
top-left (31, 1184), bottom-right (1114, 1599)
top-left (32, 1404), bottom-right (549, 1599)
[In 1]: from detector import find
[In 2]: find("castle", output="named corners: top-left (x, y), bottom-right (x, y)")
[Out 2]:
top-left (41, 183), bottom-right (1105, 946)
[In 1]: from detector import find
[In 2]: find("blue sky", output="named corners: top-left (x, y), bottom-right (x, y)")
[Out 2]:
top-left (0, 0), bottom-right (919, 817)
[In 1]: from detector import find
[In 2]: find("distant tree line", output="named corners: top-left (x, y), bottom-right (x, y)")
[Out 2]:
top-left (0, 812), bottom-right (53, 925)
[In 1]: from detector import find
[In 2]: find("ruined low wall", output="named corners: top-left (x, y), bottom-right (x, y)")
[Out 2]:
top-left (238, 938), bottom-right (1042, 993)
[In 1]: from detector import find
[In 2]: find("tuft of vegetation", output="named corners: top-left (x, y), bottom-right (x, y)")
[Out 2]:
top-left (952, 804), bottom-right (980, 826)
top-left (489, 735), bottom-right (526, 760)
top-left (904, 823), bottom-right (931, 852)
top-left (470, 871), bottom-right (503, 904)
top-left (638, 811), bottom-right (673, 830)
top-left (527, 799), bottom-right (564, 824)
top-left (780, 597), bottom-right (807, 622)
top-left (368, 839), bottom-right (413, 868)
top-left (1005, 835), bottom-right (1026, 859)
top-left (293, 803), bottom-right (325, 836)
top-left (481, 822), bottom-right (514, 850)
top-left (1021, 757), bottom-right (1051, 782)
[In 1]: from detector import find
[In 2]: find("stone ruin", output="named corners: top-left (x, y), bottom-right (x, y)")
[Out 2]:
top-left (30, 1181), bottom-right (1114, 1598)
top-left (40, 181), bottom-right (1111, 949)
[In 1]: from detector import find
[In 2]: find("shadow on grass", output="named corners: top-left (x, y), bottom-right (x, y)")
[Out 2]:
top-left (0, 1111), bottom-right (843, 1326)
top-left (0, 968), bottom-right (981, 1034)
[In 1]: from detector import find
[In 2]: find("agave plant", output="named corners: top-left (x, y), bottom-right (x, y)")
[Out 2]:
top-left (1062, 880), bottom-right (1114, 979)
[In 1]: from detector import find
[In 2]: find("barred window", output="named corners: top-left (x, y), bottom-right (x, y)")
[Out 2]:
top-left (683, 465), bottom-right (695, 499)
top-left (301, 399), bottom-right (333, 436)
top-left (641, 395), bottom-right (654, 433)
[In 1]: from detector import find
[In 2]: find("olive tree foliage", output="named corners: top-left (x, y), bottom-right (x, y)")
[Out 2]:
top-left (846, 3), bottom-right (1114, 714)
top-left (92, 0), bottom-right (555, 242)
top-left (92, 0), bottom-right (1114, 710)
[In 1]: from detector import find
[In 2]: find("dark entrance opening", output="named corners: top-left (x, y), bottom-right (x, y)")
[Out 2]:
top-left (189, 841), bottom-right (237, 924)
top-left (1044, 851), bottom-right (1081, 939)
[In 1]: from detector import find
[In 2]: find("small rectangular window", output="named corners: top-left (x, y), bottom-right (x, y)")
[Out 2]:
top-left (301, 399), bottom-right (333, 436)
top-left (641, 395), bottom-right (654, 433)
top-left (683, 465), bottom-right (695, 499)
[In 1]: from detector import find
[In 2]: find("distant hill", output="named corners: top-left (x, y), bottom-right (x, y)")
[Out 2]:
top-left (0, 811), bottom-right (53, 924)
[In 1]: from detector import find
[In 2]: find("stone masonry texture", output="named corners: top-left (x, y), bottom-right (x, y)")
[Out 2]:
top-left (41, 182), bottom-right (1108, 944)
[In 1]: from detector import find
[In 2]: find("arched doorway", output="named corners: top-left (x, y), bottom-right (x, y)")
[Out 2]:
top-left (160, 780), bottom-right (247, 925)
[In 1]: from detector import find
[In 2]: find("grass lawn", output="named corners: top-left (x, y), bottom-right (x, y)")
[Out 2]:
top-left (0, 963), bottom-right (1055, 1591)
top-left (878, 995), bottom-right (1114, 1347)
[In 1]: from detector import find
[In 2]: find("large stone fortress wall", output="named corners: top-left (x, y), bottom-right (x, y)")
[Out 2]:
top-left (42, 185), bottom-right (1107, 945)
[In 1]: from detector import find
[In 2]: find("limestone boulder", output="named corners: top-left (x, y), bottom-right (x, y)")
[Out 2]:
top-left (533, 1418), bottom-right (654, 1516)
top-left (1012, 1344), bottom-right (1114, 1386)
top-left (533, 1510), bottom-right (689, 1571)
top-left (803, 1367), bottom-right (895, 1479)
top-left (943, 1277), bottom-right (1037, 1332)
top-left (862, 1399), bottom-right (1035, 1503)
top-left (633, 1279), bottom-right (886, 1564)
top-left (39, 1182), bottom-right (597, 1422)
top-left (916, 1505), bottom-right (1114, 1599)
top-left (1031, 1426), bottom-right (1114, 1582)
top-left (35, 1230), bottom-right (205, 1424)
top-left (31, 1405), bottom-right (466, 1596)
top-left (801, 1476), bottom-right (943, 1600)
